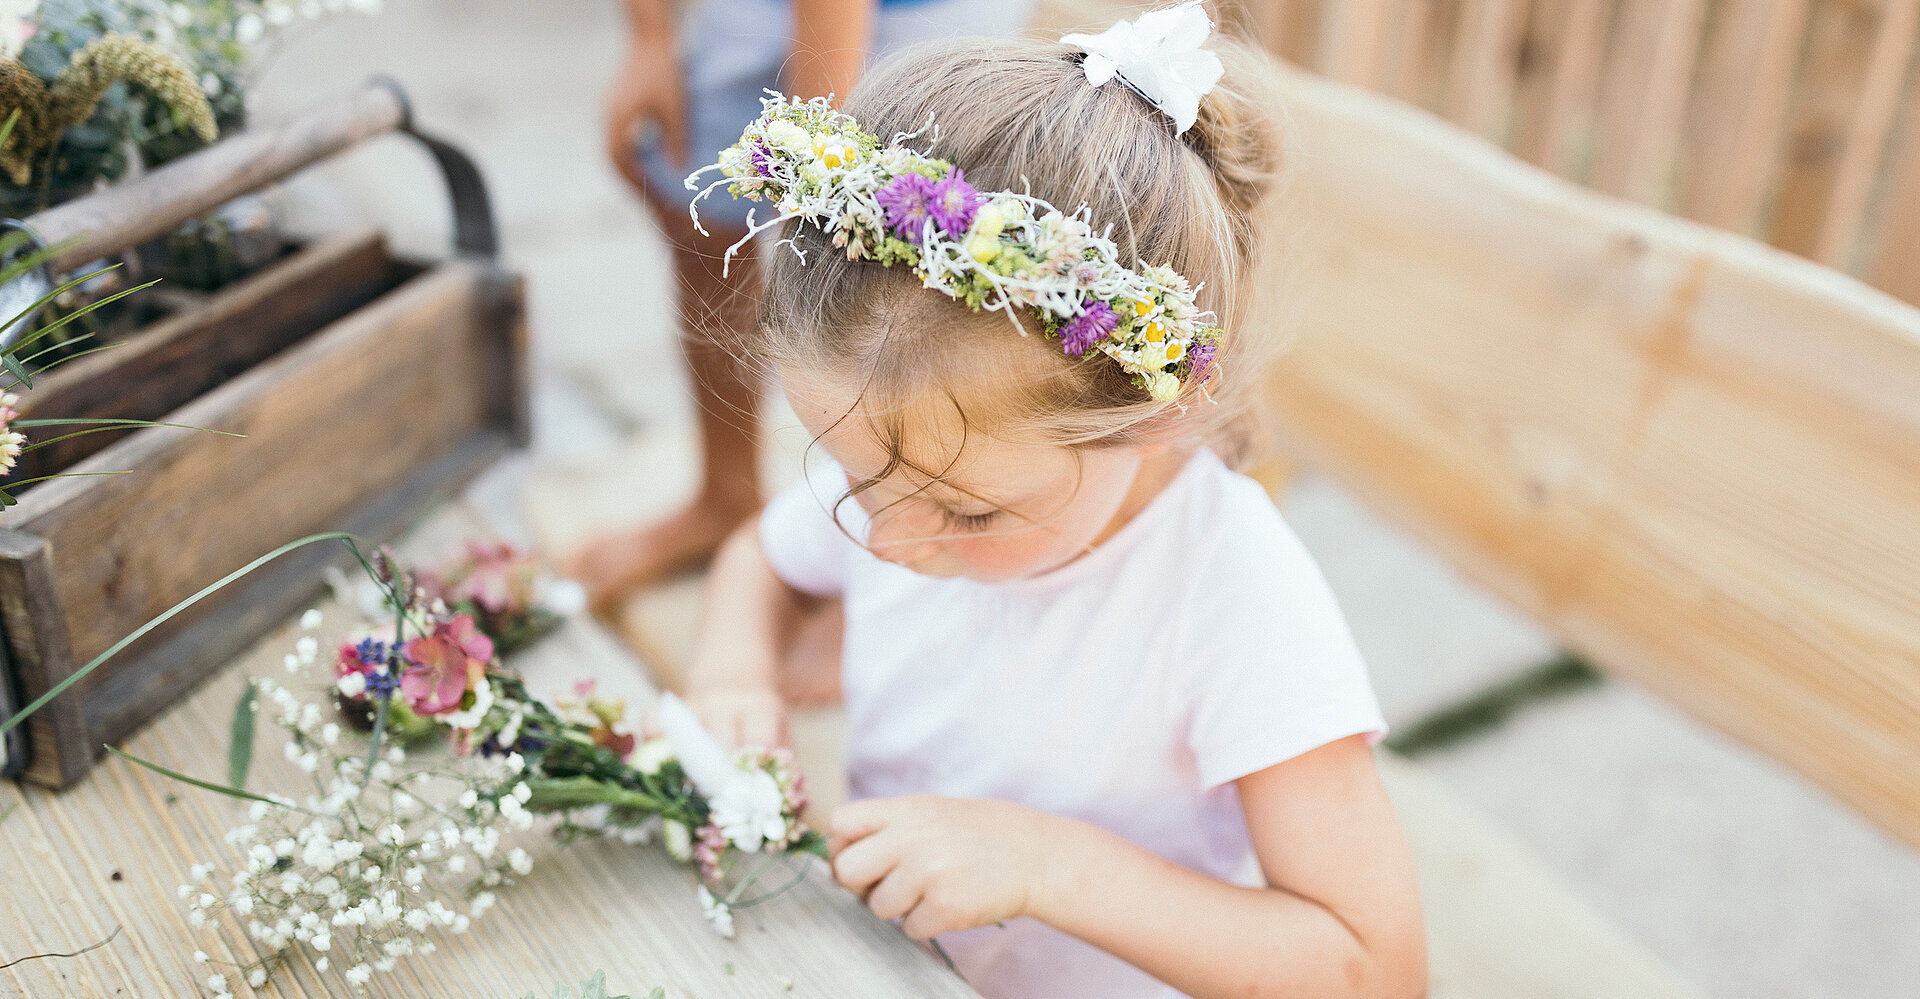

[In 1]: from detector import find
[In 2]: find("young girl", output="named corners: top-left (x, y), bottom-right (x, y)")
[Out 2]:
top-left (682, 7), bottom-right (1427, 996)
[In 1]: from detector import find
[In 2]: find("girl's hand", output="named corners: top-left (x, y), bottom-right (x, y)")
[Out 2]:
top-left (604, 34), bottom-right (687, 189)
top-left (828, 795), bottom-right (1064, 940)
top-left (683, 680), bottom-right (788, 750)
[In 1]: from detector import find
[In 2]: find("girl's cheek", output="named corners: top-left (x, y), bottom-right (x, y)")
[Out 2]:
top-left (948, 532), bottom-right (1078, 580)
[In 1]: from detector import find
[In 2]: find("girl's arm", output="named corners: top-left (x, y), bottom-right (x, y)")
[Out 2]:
top-left (682, 522), bottom-right (811, 748)
top-left (830, 734), bottom-right (1427, 999)
top-left (786, 0), bottom-right (878, 105)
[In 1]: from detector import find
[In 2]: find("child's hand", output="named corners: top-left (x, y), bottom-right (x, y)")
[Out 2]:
top-left (828, 795), bottom-right (1062, 940)
top-left (683, 681), bottom-right (788, 749)
top-left (604, 34), bottom-right (687, 187)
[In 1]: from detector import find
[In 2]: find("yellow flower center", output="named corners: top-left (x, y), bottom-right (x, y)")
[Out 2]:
top-left (1144, 323), bottom-right (1165, 342)
top-left (1133, 300), bottom-right (1154, 317)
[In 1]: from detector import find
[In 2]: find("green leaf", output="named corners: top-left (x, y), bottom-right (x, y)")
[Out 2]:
top-left (105, 746), bottom-right (313, 813)
top-left (228, 681), bottom-right (255, 790)
top-left (1, 353), bottom-right (28, 389)
top-left (3, 278), bottom-right (160, 364)
top-left (0, 532), bottom-right (366, 738)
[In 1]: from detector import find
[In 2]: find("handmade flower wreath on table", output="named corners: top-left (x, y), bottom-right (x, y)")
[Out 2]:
top-left (146, 543), bottom-right (823, 997)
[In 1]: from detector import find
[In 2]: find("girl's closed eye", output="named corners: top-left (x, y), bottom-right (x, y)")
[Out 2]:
top-left (944, 508), bottom-right (1000, 533)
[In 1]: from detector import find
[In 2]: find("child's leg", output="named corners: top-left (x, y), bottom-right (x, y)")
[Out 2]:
top-left (571, 192), bottom-right (765, 612)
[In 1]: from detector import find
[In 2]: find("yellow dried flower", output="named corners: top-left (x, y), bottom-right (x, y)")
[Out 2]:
top-left (0, 58), bottom-right (52, 185)
top-left (49, 34), bottom-right (217, 146)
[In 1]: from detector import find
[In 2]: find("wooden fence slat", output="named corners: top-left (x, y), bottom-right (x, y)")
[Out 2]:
top-left (1446, 0), bottom-right (1532, 141)
top-left (1764, 0), bottom-right (1882, 256)
top-left (1813, 0), bottom-right (1920, 270)
top-left (1590, 0), bottom-right (1707, 200)
top-left (1530, 0), bottom-right (1611, 177)
top-left (1318, 0), bottom-right (1394, 85)
top-left (1861, 68), bottom-right (1920, 304)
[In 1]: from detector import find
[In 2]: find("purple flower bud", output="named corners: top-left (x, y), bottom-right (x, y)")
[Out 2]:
top-left (1059, 301), bottom-right (1119, 357)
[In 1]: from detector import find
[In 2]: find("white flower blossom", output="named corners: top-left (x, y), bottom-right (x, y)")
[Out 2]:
top-left (698, 885), bottom-right (735, 939)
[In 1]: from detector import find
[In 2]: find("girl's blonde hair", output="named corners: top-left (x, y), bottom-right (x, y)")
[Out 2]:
top-left (753, 28), bottom-right (1287, 476)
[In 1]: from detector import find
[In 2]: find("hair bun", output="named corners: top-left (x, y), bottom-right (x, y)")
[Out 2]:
top-left (1181, 37), bottom-right (1284, 255)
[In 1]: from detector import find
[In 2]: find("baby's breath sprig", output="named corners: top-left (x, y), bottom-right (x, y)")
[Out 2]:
top-left (179, 546), bottom-right (824, 996)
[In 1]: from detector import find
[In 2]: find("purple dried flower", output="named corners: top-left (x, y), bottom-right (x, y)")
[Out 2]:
top-left (747, 137), bottom-right (774, 177)
top-left (1187, 339), bottom-right (1218, 381)
top-left (877, 173), bottom-right (939, 240)
top-left (928, 169), bottom-right (985, 237)
top-left (1059, 301), bottom-right (1119, 357)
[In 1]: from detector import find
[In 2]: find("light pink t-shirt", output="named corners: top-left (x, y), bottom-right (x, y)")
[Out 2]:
top-left (759, 449), bottom-right (1386, 999)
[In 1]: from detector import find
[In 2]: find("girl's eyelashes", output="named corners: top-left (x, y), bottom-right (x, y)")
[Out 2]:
top-left (943, 508), bottom-right (1000, 533)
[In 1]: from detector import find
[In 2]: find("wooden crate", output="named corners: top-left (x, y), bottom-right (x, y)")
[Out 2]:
top-left (0, 83), bottom-right (529, 787)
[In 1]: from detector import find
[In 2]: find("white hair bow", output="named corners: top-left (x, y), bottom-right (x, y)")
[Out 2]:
top-left (1061, 2), bottom-right (1225, 135)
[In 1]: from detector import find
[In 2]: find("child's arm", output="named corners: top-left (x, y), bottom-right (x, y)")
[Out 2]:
top-left (786, 0), bottom-right (878, 105)
top-left (606, 0), bottom-right (685, 183)
top-left (829, 734), bottom-right (1427, 999)
top-left (682, 522), bottom-right (810, 748)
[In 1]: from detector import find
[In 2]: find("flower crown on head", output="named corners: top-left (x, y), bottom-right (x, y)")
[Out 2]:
top-left (685, 92), bottom-right (1223, 403)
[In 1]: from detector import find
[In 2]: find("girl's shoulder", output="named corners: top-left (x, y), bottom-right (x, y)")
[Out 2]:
top-left (1155, 452), bottom-right (1352, 638)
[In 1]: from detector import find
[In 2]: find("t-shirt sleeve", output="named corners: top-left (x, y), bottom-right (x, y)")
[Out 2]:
top-left (1179, 496), bottom-right (1387, 789)
top-left (758, 459), bottom-right (863, 598)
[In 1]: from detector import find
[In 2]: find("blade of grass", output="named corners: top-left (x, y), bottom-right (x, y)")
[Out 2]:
top-left (0, 532), bottom-right (364, 738)
top-left (106, 746), bottom-right (314, 813)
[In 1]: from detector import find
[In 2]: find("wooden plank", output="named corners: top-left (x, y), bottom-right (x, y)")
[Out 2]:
top-left (0, 506), bottom-right (979, 998)
top-left (0, 529), bottom-right (88, 785)
top-left (13, 229), bottom-right (402, 482)
top-left (1259, 64), bottom-right (1920, 849)
top-left (1813, 0), bottom-right (1920, 270)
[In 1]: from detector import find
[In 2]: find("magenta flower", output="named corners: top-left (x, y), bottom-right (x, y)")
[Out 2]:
top-left (876, 172), bottom-right (938, 240)
top-left (1059, 301), bottom-right (1119, 356)
top-left (927, 169), bottom-right (984, 237)
top-left (401, 614), bottom-right (495, 716)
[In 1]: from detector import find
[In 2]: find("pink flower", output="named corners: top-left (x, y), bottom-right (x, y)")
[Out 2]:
top-left (400, 615), bottom-right (494, 716)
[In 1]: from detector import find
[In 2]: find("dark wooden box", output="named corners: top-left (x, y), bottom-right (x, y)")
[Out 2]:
top-left (0, 83), bottom-right (528, 787)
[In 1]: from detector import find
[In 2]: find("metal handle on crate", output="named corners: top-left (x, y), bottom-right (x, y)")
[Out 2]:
top-left (13, 77), bottom-right (498, 277)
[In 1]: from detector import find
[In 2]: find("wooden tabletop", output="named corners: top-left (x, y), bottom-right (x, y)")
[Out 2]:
top-left (0, 508), bottom-right (977, 999)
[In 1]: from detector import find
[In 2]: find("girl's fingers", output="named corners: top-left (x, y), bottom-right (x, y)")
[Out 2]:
top-left (829, 826), bottom-right (899, 898)
top-left (900, 896), bottom-right (955, 941)
top-left (862, 865), bottom-right (926, 923)
top-left (827, 798), bottom-right (892, 855)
